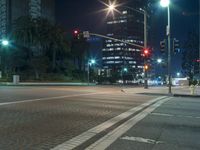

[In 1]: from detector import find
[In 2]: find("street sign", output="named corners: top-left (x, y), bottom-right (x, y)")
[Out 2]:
top-left (166, 25), bottom-right (170, 36)
top-left (83, 31), bottom-right (90, 38)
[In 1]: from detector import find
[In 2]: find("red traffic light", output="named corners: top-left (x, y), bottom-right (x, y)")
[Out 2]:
top-left (143, 48), bottom-right (150, 57)
top-left (72, 29), bottom-right (81, 39)
top-left (74, 30), bottom-right (79, 34)
top-left (144, 49), bottom-right (149, 55)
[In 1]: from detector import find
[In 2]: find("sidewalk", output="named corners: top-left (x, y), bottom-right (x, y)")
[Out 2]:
top-left (95, 96), bottom-right (200, 150)
top-left (124, 86), bottom-right (200, 97)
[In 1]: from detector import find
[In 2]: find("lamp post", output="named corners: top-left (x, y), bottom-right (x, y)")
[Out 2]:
top-left (160, 0), bottom-right (172, 94)
top-left (88, 59), bottom-right (96, 85)
top-left (0, 39), bottom-right (9, 77)
top-left (108, 4), bottom-right (148, 88)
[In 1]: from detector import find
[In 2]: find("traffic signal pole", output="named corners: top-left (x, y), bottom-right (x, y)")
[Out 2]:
top-left (167, 6), bottom-right (172, 94)
top-left (144, 9), bottom-right (148, 89)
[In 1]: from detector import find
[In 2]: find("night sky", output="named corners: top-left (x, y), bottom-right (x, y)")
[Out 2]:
top-left (55, 0), bottom-right (199, 76)
top-left (55, 0), bottom-right (199, 37)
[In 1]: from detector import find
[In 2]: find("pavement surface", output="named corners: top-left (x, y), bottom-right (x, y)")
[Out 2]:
top-left (103, 96), bottom-right (200, 150)
top-left (124, 86), bottom-right (200, 97)
top-left (0, 86), bottom-right (156, 150)
top-left (0, 85), bottom-right (199, 150)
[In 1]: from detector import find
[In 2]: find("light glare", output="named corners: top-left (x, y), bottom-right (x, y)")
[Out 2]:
top-left (2, 40), bottom-right (9, 46)
top-left (109, 4), bottom-right (115, 11)
top-left (160, 0), bottom-right (170, 7)
top-left (157, 59), bottom-right (162, 63)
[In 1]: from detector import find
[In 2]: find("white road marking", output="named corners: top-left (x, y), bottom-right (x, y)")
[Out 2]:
top-left (151, 112), bottom-right (174, 117)
top-left (51, 96), bottom-right (167, 150)
top-left (0, 92), bottom-right (110, 106)
top-left (85, 97), bottom-right (172, 150)
top-left (121, 136), bottom-right (164, 144)
top-left (151, 112), bottom-right (200, 119)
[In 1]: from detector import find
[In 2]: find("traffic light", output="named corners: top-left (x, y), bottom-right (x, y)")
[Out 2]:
top-left (73, 29), bottom-right (80, 39)
top-left (196, 59), bottom-right (200, 63)
top-left (160, 39), bottom-right (166, 53)
top-left (144, 64), bottom-right (149, 71)
top-left (142, 48), bottom-right (150, 58)
top-left (123, 67), bottom-right (128, 72)
top-left (173, 38), bottom-right (180, 53)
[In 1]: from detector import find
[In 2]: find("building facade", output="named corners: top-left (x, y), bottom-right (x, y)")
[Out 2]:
top-left (0, 0), bottom-right (55, 38)
top-left (102, 0), bottom-right (148, 82)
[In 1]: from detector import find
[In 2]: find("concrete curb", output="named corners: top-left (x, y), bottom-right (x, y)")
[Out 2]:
top-left (0, 82), bottom-right (97, 86)
top-left (138, 92), bottom-right (200, 98)
top-left (173, 94), bottom-right (200, 98)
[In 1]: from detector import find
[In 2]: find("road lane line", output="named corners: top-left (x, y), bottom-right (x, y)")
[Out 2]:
top-left (151, 112), bottom-right (174, 117)
top-left (121, 136), bottom-right (164, 144)
top-left (151, 112), bottom-right (200, 119)
top-left (51, 96), bottom-right (167, 150)
top-left (0, 92), bottom-right (110, 106)
top-left (85, 97), bottom-right (172, 150)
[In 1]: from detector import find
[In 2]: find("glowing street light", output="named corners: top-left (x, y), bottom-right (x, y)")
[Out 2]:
top-left (160, 0), bottom-right (170, 7)
top-left (177, 72), bottom-right (181, 77)
top-left (88, 59), bottom-right (96, 85)
top-left (157, 58), bottom-right (163, 64)
top-left (90, 59), bottom-right (96, 65)
top-left (1, 40), bottom-right (9, 46)
top-left (108, 4), bottom-right (115, 11)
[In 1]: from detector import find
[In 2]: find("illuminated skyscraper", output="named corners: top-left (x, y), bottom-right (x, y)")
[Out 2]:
top-left (102, 1), bottom-right (148, 81)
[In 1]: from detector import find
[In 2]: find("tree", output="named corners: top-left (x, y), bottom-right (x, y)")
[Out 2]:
top-left (12, 16), bottom-right (70, 79)
top-left (182, 30), bottom-right (199, 79)
top-left (71, 35), bottom-right (90, 71)
top-left (45, 25), bottom-right (70, 71)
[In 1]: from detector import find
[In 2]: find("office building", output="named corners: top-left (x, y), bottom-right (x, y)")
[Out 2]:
top-left (102, 1), bottom-right (148, 82)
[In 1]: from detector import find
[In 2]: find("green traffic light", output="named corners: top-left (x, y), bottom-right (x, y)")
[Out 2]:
top-left (123, 68), bottom-right (128, 72)
top-left (91, 59), bottom-right (96, 64)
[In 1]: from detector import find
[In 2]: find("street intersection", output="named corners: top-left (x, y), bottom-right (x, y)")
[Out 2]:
top-left (0, 86), bottom-right (199, 150)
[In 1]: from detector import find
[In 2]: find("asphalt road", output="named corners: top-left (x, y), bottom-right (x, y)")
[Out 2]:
top-left (0, 86), bottom-right (157, 150)
top-left (0, 86), bottom-right (199, 150)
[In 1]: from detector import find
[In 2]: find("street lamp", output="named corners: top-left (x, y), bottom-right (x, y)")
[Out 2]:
top-left (177, 72), bottom-right (181, 77)
top-left (160, 0), bottom-right (170, 7)
top-left (88, 59), bottom-right (96, 85)
top-left (160, 0), bottom-right (172, 94)
top-left (108, 4), bottom-right (115, 11)
top-left (157, 58), bottom-right (163, 64)
top-left (1, 40), bottom-right (9, 46)
top-left (0, 39), bottom-right (10, 78)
